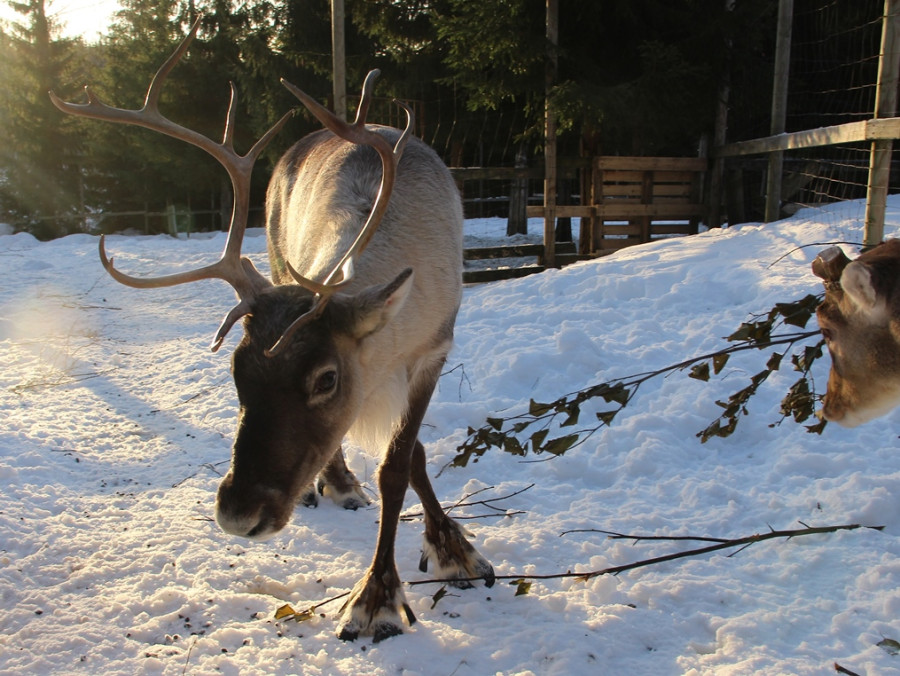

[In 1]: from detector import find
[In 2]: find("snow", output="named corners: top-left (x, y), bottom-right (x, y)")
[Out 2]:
top-left (2, 198), bottom-right (900, 675)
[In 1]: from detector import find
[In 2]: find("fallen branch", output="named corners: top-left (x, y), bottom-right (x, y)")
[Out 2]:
top-left (452, 293), bottom-right (826, 468)
top-left (561, 528), bottom-right (730, 544)
top-left (408, 522), bottom-right (883, 588)
top-left (273, 522), bottom-right (883, 623)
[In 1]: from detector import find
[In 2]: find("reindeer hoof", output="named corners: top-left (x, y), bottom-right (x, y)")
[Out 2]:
top-left (479, 561), bottom-right (496, 588)
top-left (337, 625), bottom-right (360, 642)
top-left (337, 618), bottom-right (405, 643)
top-left (373, 621), bottom-right (404, 643)
top-left (420, 518), bottom-right (495, 588)
top-left (336, 569), bottom-right (414, 642)
top-left (322, 483), bottom-right (370, 511)
top-left (340, 496), bottom-right (367, 510)
top-left (300, 485), bottom-right (319, 508)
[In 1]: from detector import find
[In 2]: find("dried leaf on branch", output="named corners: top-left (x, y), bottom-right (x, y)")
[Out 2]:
top-left (453, 294), bottom-right (827, 468)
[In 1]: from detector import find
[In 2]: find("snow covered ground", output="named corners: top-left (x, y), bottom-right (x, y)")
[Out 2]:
top-left (1, 198), bottom-right (899, 675)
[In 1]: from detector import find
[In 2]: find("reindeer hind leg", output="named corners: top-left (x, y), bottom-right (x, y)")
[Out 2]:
top-left (299, 447), bottom-right (369, 510)
top-left (410, 439), bottom-right (495, 589)
top-left (320, 447), bottom-right (370, 509)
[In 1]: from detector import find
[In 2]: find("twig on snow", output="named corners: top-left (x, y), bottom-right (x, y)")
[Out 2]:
top-left (271, 522), bottom-right (883, 624)
top-left (400, 483), bottom-right (533, 522)
top-left (407, 522), bottom-right (883, 588)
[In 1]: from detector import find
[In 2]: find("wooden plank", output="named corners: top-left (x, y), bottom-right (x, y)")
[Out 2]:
top-left (601, 170), bottom-right (645, 183)
top-left (599, 180), bottom-right (696, 198)
top-left (555, 252), bottom-right (609, 266)
top-left (464, 244), bottom-right (545, 260)
top-left (651, 224), bottom-right (695, 235)
top-left (713, 117), bottom-right (900, 158)
top-left (557, 205), bottom-right (593, 218)
top-left (600, 185), bottom-right (644, 198)
top-left (650, 171), bottom-right (701, 183)
top-left (595, 203), bottom-right (705, 218)
top-left (526, 205), bottom-right (594, 218)
top-left (463, 266), bottom-right (544, 284)
top-left (596, 238), bottom-right (640, 250)
top-left (602, 224), bottom-right (641, 236)
top-left (464, 242), bottom-right (576, 260)
top-left (599, 222), bottom-right (697, 236)
top-left (594, 156), bottom-right (709, 171)
top-left (652, 184), bottom-right (695, 198)
top-left (449, 166), bottom-right (543, 181)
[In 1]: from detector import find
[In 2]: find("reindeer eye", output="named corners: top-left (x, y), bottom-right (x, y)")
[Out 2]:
top-left (314, 369), bottom-right (338, 395)
top-left (821, 328), bottom-right (834, 343)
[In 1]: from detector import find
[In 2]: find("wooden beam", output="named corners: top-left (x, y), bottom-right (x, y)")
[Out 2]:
top-left (463, 266), bottom-right (544, 284)
top-left (594, 156), bottom-right (708, 171)
top-left (594, 204), bottom-right (706, 219)
top-left (714, 118), bottom-right (900, 157)
top-left (449, 167), bottom-right (543, 181)
top-left (464, 244), bottom-right (545, 260)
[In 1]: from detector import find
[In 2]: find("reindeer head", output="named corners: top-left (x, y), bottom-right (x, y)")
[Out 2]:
top-left (215, 269), bottom-right (414, 538)
top-left (812, 240), bottom-right (900, 426)
top-left (51, 18), bottom-right (417, 540)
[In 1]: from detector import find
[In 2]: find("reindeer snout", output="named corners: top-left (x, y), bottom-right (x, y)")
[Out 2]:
top-left (214, 472), bottom-right (290, 541)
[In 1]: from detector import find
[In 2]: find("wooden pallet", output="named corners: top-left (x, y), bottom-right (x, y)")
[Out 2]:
top-left (526, 156), bottom-right (708, 255)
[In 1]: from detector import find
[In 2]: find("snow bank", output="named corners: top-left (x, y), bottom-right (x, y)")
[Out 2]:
top-left (1, 197), bottom-right (899, 675)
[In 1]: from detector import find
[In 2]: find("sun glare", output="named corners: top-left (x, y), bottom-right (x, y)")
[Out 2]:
top-left (1, 0), bottom-right (120, 42)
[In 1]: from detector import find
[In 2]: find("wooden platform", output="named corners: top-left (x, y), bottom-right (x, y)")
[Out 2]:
top-left (527, 156), bottom-right (708, 254)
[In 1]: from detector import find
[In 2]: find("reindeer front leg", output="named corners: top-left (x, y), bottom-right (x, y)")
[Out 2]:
top-left (336, 454), bottom-right (416, 642)
top-left (336, 384), bottom-right (432, 642)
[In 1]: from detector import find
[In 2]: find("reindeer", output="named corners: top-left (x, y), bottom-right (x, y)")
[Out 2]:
top-left (51, 20), bottom-right (494, 642)
top-left (812, 239), bottom-right (900, 427)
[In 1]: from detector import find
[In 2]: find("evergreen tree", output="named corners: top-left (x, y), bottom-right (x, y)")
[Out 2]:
top-left (0, 0), bottom-right (86, 237)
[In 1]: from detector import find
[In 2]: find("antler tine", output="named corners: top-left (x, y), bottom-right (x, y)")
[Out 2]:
top-left (267, 77), bottom-right (415, 358)
top-left (145, 16), bottom-right (202, 111)
top-left (352, 70), bottom-right (380, 125)
top-left (223, 82), bottom-right (238, 149)
top-left (279, 73), bottom-right (414, 290)
top-left (50, 16), bottom-right (292, 303)
top-left (393, 99), bottom-right (415, 156)
top-left (98, 234), bottom-right (238, 289)
top-left (336, 99), bottom-right (415, 271)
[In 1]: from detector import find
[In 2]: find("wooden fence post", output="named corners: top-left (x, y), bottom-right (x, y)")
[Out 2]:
top-left (864, 0), bottom-right (900, 247)
top-left (707, 0), bottom-right (736, 229)
top-left (764, 0), bottom-right (793, 223)
top-left (331, 0), bottom-right (346, 121)
top-left (543, 0), bottom-right (558, 268)
top-left (507, 146), bottom-right (528, 236)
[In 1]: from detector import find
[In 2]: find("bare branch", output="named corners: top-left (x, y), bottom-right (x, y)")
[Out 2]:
top-left (407, 523), bottom-right (883, 588)
top-left (400, 484), bottom-right (534, 521)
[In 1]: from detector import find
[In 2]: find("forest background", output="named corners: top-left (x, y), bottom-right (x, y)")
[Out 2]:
top-left (0, 0), bottom-right (862, 239)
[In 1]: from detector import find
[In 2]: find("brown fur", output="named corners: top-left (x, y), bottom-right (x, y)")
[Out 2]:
top-left (813, 239), bottom-right (900, 426)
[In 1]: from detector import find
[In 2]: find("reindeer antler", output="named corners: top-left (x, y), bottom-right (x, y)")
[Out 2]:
top-left (50, 17), bottom-right (292, 350)
top-left (264, 71), bottom-right (414, 357)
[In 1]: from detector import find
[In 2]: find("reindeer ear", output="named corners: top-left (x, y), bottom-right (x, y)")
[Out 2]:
top-left (812, 246), bottom-right (851, 281)
top-left (351, 268), bottom-right (414, 339)
top-left (841, 261), bottom-right (879, 313)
